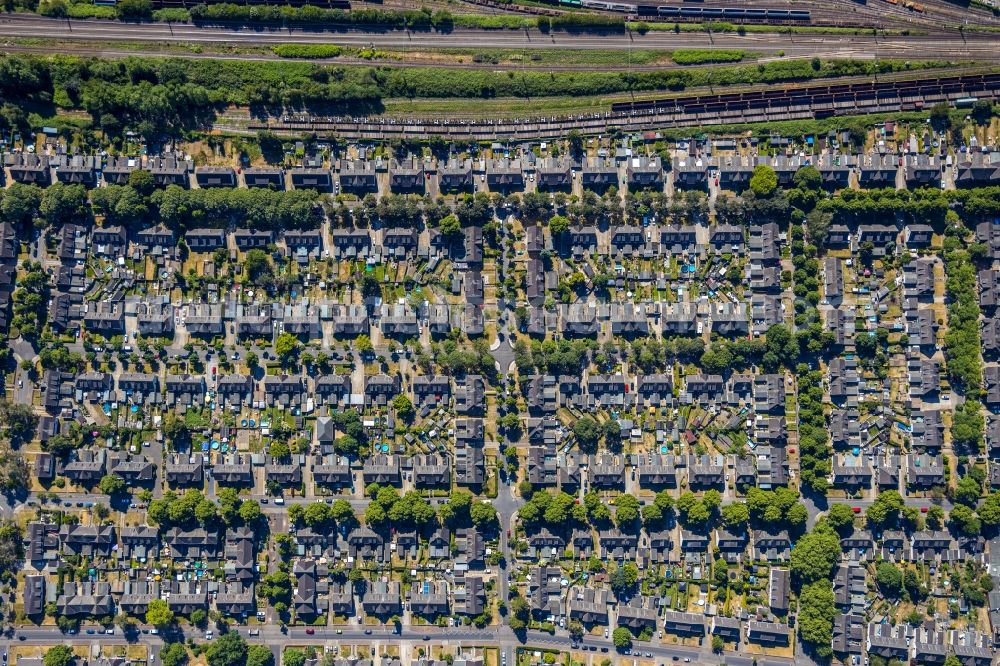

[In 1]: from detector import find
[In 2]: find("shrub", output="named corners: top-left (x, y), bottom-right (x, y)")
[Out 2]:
top-left (272, 44), bottom-right (344, 59)
top-left (670, 48), bottom-right (744, 65)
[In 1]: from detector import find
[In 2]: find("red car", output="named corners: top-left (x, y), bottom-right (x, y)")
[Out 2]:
top-left (852, 507), bottom-right (861, 514)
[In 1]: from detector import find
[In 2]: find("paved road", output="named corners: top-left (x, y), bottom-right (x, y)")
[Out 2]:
top-left (489, 329), bottom-right (516, 376)
top-left (493, 471), bottom-right (522, 607)
top-left (2, 622), bottom-right (752, 666)
top-left (12, 490), bottom-right (370, 515)
top-left (9, 337), bottom-right (35, 406)
top-left (7, 484), bottom-right (956, 526)
top-left (803, 493), bottom-right (953, 529)
top-left (11, 367), bottom-right (31, 406)
top-left (1, 15), bottom-right (999, 62)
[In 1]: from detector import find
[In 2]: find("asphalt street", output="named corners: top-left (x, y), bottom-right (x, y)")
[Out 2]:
top-left (0, 623), bottom-right (755, 666)
top-left (5, 488), bottom-right (950, 519)
top-left (0, 15), bottom-right (998, 63)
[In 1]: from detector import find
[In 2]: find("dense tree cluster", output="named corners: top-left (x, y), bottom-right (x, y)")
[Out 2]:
top-left (0, 53), bottom-right (948, 138)
top-left (147, 489), bottom-right (218, 528)
top-left (624, 190), bottom-right (709, 226)
top-left (41, 183), bottom-right (90, 226)
top-left (433, 338), bottom-right (496, 376)
top-left (822, 186), bottom-right (1000, 226)
top-left (952, 399), bottom-right (985, 454)
top-left (0, 443), bottom-right (28, 491)
top-left (160, 644), bottom-right (188, 666)
top-left (699, 336), bottom-right (766, 374)
top-left (348, 193), bottom-right (427, 229)
top-left (612, 626), bottom-right (633, 649)
top-left (640, 491), bottom-right (676, 528)
top-left (206, 632), bottom-right (248, 666)
top-left (796, 367), bottom-right (832, 494)
top-left (699, 327), bottom-right (829, 377)
top-left (676, 490), bottom-right (721, 526)
top-left (0, 183), bottom-right (43, 226)
top-left (287, 497), bottom-right (354, 530)
top-left (20, 177), bottom-right (321, 236)
top-left (943, 224), bottom-right (984, 395)
top-left (0, 399), bottom-right (39, 448)
top-left (628, 336), bottom-right (705, 372)
top-left (43, 646), bottom-right (73, 666)
top-left (824, 187), bottom-right (950, 226)
top-left (572, 415), bottom-right (601, 453)
top-left (789, 227), bottom-right (838, 350)
top-left (364, 484), bottom-right (436, 528)
top-left (789, 522), bottom-right (841, 585)
top-left (865, 490), bottom-right (905, 528)
top-left (745, 487), bottom-right (808, 530)
top-left (12, 260), bottom-right (50, 339)
top-left (515, 338), bottom-right (596, 375)
top-left (152, 186), bottom-right (323, 231)
top-left (715, 189), bottom-right (790, 227)
top-left (259, 570), bottom-right (292, 608)
top-left (855, 327), bottom-right (890, 376)
top-left (188, 4), bottom-right (458, 31)
top-left (217, 487), bottom-right (264, 527)
top-left (0, 521), bottom-right (24, 582)
top-left (825, 503), bottom-right (857, 534)
top-left (519, 489), bottom-right (586, 529)
top-left (797, 580), bottom-right (836, 657)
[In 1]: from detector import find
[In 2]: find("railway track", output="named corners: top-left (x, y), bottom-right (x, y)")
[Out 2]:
top-left (225, 70), bottom-right (1000, 140)
top-left (0, 40), bottom-right (782, 72)
top-left (465, 0), bottom-right (1000, 29)
top-left (0, 12), bottom-right (995, 47)
top-left (610, 69), bottom-right (1000, 112)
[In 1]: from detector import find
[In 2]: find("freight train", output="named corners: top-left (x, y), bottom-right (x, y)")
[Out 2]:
top-left (545, 0), bottom-right (811, 21)
top-left (150, 0), bottom-right (351, 7)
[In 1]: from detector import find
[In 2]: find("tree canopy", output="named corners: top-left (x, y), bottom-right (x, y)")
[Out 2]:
top-left (99, 473), bottom-right (127, 496)
top-left (789, 524), bottom-right (841, 585)
top-left (146, 598), bottom-right (175, 628)
top-left (750, 164), bottom-right (778, 197)
top-left (206, 634), bottom-right (248, 666)
top-left (44, 646), bottom-right (74, 666)
top-left (573, 415), bottom-right (601, 452)
top-left (612, 627), bottom-right (633, 649)
top-left (797, 581), bottom-right (836, 657)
